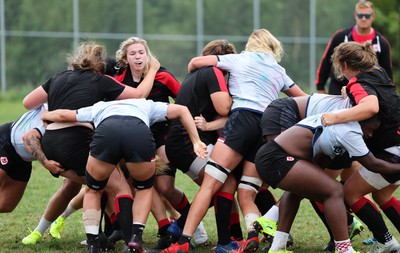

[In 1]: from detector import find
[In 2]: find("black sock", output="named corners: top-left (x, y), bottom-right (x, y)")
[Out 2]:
top-left (214, 192), bottom-right (234, 245)
top-left (351, 196), bottom-right (389, 244)
top-left (380, 197), bottom-right (400, 233)
top-left (255, 188), bottom-right (276, 215)
top-left (132, 223), bottom-right (145, 241)
top-left (310, 200), bottom-right (334, 241)
top-left (115, 195), bottom-right (134, 244)
top-left (178, 234), bottom-right (191, 245)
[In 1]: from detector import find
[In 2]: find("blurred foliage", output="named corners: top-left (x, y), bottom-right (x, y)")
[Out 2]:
top-left (1, 0), bottom-right (399, 95)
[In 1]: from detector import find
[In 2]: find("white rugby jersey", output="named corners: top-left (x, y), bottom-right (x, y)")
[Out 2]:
top-left (217, 52), bottom-right (295, 113)
top-left (305, 93), bottom-right (352, 117)
top-left (297, 111), bottom-right (370, 159)
top-left (76, 98), bottom-right (168, 128)
top-left (11, 104), bottom-right (47, 161)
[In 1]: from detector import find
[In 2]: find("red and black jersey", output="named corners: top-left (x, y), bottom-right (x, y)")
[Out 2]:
top-left (42, 70), bottom-right (125, 111)
top-left (114, 66), bottom-right (180, 103)
top-left (346, 68), bottom-right (400, 151)
top-left (316, 26), bottom-right (393, 95)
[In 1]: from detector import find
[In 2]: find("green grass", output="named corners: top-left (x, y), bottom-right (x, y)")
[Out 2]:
top-left (0, 99), bottom-right (399, 252)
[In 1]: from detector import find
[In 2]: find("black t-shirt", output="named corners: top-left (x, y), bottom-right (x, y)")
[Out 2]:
top-left (172, 66), bottom-right (229, 143)
top-left (42, 70), bottom-right (125, 110)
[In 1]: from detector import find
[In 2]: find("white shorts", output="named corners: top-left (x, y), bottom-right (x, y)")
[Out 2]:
top-left (186, 144), bottom-right (214, 180)
top-left (359, 166), bottom-right (400, 190)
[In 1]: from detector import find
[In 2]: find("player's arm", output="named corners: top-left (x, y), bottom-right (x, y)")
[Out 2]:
top-left (356, 153), bottom-right (400, 174)
top-left (23, 129), bottom-right (64, 174)
top-left (167, 104), bottom-right (207, 159)
top-left (188, 55), bottom-right (218, 73)
top-left (322, 95), bottom-right (378, 126)
top-left (40, 109), bottom-right (78, 122)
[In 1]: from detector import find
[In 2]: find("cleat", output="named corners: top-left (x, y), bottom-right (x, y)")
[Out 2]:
top-left (22, 230), bottom-right (43, 245)
top-left (87, 237), bottom-right (101, 253)
top-left (253, 217), bottom-right (276, 243)
top-left (166, 221), bottom-right (182, 243)
top-left (348, 217), bottom-right (364, 239)
top-left (367, 237), bottom-right (400, 253)
top-left (335, 251), bottom-right (360, 253)
top-left (154, 233), bottom-right (173, 250)
top-left (108, 229), bottom-right (124, 244)
top-left (160, 242), bottom-right (190, 253)
top-left (50, 216), bottom-right (65, 239)
top-left (268, 250), bottom-right (294, 253)
top-left (363, 237), bottom-right (377, 245)
top-left (286, 233), bottom-right (294, 248)
top-left (262, 235), bottom-right (294, 252)
top-left (231, 237), bottom-right (259, 253)
top-left (98, 232), bottom-right (115, 251)
top-left (324, 239), bottom-right (335, 252)
top-left (127, 234), bottom-right (145, 252)
top-left (193, 221), bottom-right (208, 245)
top-left (215, 241), bottom-right (239, 253)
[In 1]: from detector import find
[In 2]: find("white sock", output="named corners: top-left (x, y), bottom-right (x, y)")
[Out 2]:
top-left (62, 204), bottom-right (77, 218)
top-left (263, 205), bottom-right (279, 222)
top-left (270, 231), bottom-right (289, 251)
top-left (35, 217), bottom-right (52, 234)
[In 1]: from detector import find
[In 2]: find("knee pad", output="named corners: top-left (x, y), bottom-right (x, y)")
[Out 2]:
top-left (205, 158), bottom-right (231, 183)
top-left (85, 170), bottom-right (109, 191)
top-left (132, 174), bottom-right (155, 190)
top-left (238, 175), bottom-right (262, 193)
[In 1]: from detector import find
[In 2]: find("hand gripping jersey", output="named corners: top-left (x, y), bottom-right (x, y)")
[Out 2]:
top-left (297, 110), bottom-right (369, 160)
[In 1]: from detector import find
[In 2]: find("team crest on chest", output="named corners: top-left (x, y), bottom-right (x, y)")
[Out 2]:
top-left (1, 156), bottom-right (8, 165)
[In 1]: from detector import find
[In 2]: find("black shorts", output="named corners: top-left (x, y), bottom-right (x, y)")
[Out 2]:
top-left (255, 140), bottom-right (299, 188)
top-left (261, 98), bottom-right (300, 138)
top-left (42, 126), bottom-right (93, 177)
top-left (0, 123), bottom-right (32, 182)
top-left (220, 110), bottom-right (264, 163)
top-left (151, 121), bottom-right (169, 149)
top-left (90, 116), bottom-right (155, 164)
top-left (372, 149), bottom-right (400, 183)
top-left (166, 124), bottom-right (197, 173)
top-left (166, 121), bottom-right (216, 174)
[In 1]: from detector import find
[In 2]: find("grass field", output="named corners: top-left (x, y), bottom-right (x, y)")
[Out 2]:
top-left (0, 98), bottom-right (399, 252)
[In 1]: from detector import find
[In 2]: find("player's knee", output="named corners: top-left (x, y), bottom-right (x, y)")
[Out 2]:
top-left (205, 159), bottom-right (231, 183)
top-left (85, 170), bottom-right (109, 191)
top-left (238, 175), bottom-right (262, 193)
top-left (132, 174), bottom-right (155, 190)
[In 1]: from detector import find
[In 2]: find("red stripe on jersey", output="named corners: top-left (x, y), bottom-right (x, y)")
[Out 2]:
top-left (114, 68), bottom-right (127, 83)
top-left (155, 71), bottom-right (181, 96)
top-left (315, 29), bottom-right (344, 85)
top-left (347, 77), bottom-right (369, 104)
top-left (212, 66), bottom-right (229, 92)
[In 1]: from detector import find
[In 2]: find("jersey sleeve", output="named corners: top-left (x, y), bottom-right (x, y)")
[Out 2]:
top-left (206, 67), bottom-right (229, 94)
top-left (216, 54), bottom-right (240, 73)
top-left (98, 75), bottom-right (126, 101)
top-left (155, 69), bottom-right (181, 97)
top-left (149, 101), bottom-right (169, 125)
top-left (76, 106), bottom-right (94, 123)
top-left (315, 30), bottom-right (344, 91)
top-left (376, 35), bottom-right (393, 82)
top-left (347, 78), bottom-right (377, 104)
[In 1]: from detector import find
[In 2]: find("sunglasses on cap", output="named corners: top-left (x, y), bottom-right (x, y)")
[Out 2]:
top-left (356, 13), bottom-right (372, 19)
